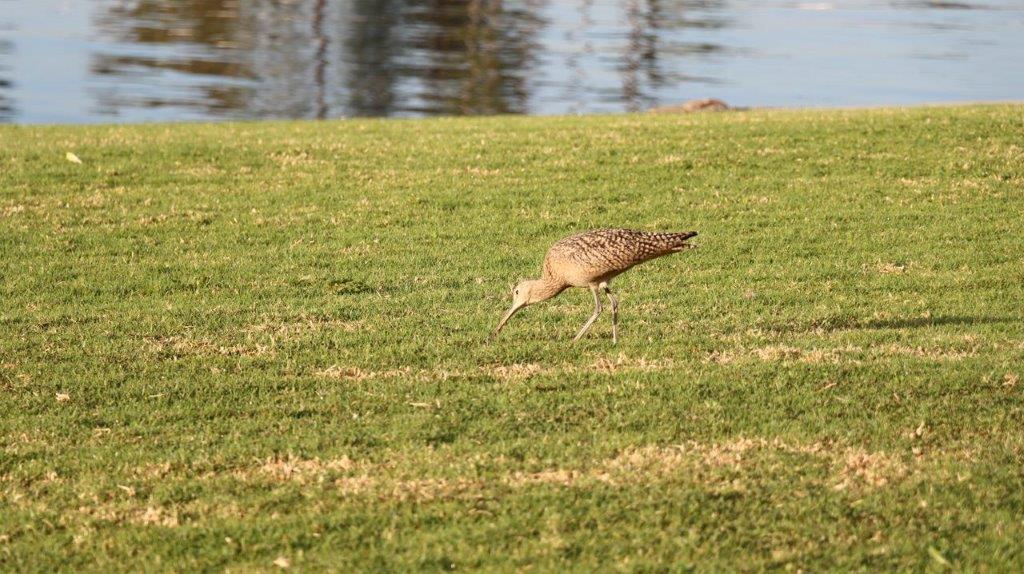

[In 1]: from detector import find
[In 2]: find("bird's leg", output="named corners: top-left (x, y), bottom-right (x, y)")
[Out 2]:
top-left (573, 286), bottom-right (603, 342)
top-left (603, 283), bottom-right (618, 344)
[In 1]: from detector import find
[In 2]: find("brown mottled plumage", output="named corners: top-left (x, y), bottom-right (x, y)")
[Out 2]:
top-left (493, 229), bottom-right (698, 343)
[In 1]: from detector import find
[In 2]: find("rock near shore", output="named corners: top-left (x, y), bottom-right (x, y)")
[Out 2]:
top-left (650, 98), bottom-right (730, 113)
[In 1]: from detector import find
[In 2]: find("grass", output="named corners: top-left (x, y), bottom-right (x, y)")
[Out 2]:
top-left (1, 104), bottom-right (1023, 571)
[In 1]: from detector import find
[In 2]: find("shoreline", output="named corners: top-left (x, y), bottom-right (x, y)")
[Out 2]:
top-left (1, 100), bottom-right (1021, 129)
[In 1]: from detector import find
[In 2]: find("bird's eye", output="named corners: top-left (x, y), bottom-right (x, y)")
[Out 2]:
top-left (514, 289), bottom-right (519, 296)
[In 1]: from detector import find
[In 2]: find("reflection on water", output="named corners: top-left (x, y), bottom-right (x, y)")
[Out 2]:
top-left (1, 0), bottom-right (1023, 123)
top-left (0, 17), bottom-right (13, 122)
top-left (89, 0), bottom-right (550, 119)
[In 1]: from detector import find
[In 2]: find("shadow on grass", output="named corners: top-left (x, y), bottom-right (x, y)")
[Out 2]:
top-left (864, 315), bottom-right (1015, 329)
top-left (770, 315), bottom-right (1021, 334)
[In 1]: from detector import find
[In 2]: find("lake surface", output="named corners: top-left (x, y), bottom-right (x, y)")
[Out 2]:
top-left (1, 0), bottom-right (1022, 124)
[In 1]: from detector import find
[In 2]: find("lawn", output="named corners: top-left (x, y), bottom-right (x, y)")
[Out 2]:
top-left (1, 105), bottom-right (1023, 571)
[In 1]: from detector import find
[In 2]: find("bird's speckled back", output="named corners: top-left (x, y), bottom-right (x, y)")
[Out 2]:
top-left (543, 228), bottom-right (697, 286)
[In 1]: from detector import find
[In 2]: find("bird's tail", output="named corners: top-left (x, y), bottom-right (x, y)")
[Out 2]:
top-left (661, 231), bottom-right (698, 251)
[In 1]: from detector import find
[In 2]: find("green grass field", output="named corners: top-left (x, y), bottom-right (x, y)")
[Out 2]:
top-left (2, 105), bottom-right (1023, 571)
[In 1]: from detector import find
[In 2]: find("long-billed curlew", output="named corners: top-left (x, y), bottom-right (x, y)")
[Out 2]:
top-left (493, 229), bottom-right (698, 343)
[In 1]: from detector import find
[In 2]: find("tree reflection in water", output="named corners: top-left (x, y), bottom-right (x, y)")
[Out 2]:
top-left (85, 0), bottom-right (728, 120)
top-left (0, 27), bottom-right (13, 121)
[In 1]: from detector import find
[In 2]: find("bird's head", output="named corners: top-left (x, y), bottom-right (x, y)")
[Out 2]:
top-left (492, 279), bottom-right (547, 339)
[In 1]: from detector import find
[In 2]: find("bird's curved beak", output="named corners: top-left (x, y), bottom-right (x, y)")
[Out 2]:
top-left (491, 302), bottom-right (526, 340)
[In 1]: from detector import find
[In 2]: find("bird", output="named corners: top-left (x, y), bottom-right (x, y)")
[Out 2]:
top-left (492, 228), bottom-right (698, 343)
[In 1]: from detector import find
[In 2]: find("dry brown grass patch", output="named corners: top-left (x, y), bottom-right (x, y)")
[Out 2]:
top-left (507, 469), bottom-right (580, 487)
top-left (315, 355), bottom-right (677, 384)
top-left (251, 455), bottom-right (357, 484)
top-left (752, 345), bottom-right (805, 362)
top-left (316, 365), bottom-right (412, 382)
top-left (136, 506), bottom-right (180, 528)
top-left (74, 501), bottom-right (181, 528)
top-left (245, 316), bottom-right (363, 339)
top-left (591, 354), bottom-right (674, 374)
top-left (1, 204), bottom-right (26, 218)
top-left (209, 438), bottom-right (912, 500)
top-left (486, 363), bottom-right (546, 380)
top-left (708, 341), bottom-right (974, 365)
top-left (708, 346), bottom-right (847, 365)
top-left (834, 449), bottom-right (907, 490)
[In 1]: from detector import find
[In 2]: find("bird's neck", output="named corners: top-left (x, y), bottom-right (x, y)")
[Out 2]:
top-left (531, 277), bottom-right (567, 303)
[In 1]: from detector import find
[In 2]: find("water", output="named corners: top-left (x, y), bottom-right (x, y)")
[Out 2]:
top-left (1, 0), bottom-right (1022, 124)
